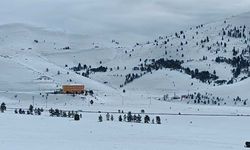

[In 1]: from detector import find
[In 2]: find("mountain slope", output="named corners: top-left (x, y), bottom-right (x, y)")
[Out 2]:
top-left (0, 12), bottom-right (250, 107)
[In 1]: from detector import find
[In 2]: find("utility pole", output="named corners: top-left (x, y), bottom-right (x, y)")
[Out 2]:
top-left (32, 96), bottom-right (35, 106)
top-left (122, 95), bottom-right (124, 106)
top-left (148, 97), bottom-right (152, 108)
top-left (46, 96), bottom-right (48, 108)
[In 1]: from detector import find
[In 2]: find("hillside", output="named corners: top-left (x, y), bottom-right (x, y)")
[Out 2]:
top-left (1, 7), bottom-right (250, 150)
top-left (79, 12), bottom-right (250, 106)
top-left (0, 12), bottom-right (250, 108)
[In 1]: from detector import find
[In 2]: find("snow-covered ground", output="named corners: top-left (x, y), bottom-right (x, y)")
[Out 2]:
top-left (1, 6), bottom-right (250, 150)
top-left (0, 107), bottom-right (250, 150)
top-left (1, 85), bottom-right (250, 150)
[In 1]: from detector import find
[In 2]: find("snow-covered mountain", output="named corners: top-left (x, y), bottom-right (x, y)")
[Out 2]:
top-left (2, 7), bottom-right (250, 150)
top-left (1, 12), bottom-right (250, 108)
top-left (2, 0), bottom-right (250, 45)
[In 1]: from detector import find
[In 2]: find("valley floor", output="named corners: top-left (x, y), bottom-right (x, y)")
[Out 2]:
top-left (0, 110), bottom-right (249, 150)
top-left (0, 93), bottom-right (250, 150)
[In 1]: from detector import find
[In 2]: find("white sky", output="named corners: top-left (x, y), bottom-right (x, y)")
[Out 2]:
top-left (0, 0), bottom-right (250, 43)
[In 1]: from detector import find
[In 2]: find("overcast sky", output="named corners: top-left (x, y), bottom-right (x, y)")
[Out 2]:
top-left (0, 0), bottom-right (250, 43)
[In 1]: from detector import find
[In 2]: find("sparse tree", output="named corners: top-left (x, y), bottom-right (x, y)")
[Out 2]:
top-left (119, 115), bottom-right (123, 122)
top-left (144, 115), bottom-right (150, 123)
top-left (29, 105), bottom-right (34, 113)
top-left (98, 115), bottom-right (103, 122)
top-left (0, 102), bottom-right (6, 113)
top-left (106, 113), bottom-right (110, 121)
top-left (156, 116), bottom-right (161, 124)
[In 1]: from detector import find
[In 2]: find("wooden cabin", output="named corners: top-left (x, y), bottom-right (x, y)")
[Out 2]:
top-left (62, 85), bottom-right (85, 94)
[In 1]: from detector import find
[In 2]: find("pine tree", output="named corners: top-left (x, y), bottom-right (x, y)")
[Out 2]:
top-left (98, 115), bottom-right (103, 122)
top-left (144, 115), bottom-right (150, 123)
top-left (74, 114), bottom-right (80, 121)
top-left (156, 116), bottom-right (161, 124)
top-left (137, 114), bottom-right (141, 123)
top-left (127, 112), bottom-right (132, 122)
top-left (0, 102), bottom-right (6, 113)
top-left (29, 105), bottom-right (34, 113)
top-left (119, 115), bottom-right (122, 122)
top-left (123, 114), bottom-right (127, 122)
top-left (106, 113), bottom-right (110, 121)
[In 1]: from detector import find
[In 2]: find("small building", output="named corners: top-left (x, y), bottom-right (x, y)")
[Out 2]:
top-left (36, 76), bottom-right (52, 81)
top-left (62, 84), bottom-right (85, 94)
top-left (171, 95), bottom-right (181, 100)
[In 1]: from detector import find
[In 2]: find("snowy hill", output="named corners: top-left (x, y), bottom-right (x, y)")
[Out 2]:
top-left (1, 8), bottom-right (250, 150)
top-left (0, 23), bottom-right (122, 109)
top-left (83, 11), bottom-right (250, 106)
top-left (0, 12), bottom-right (250, 108)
